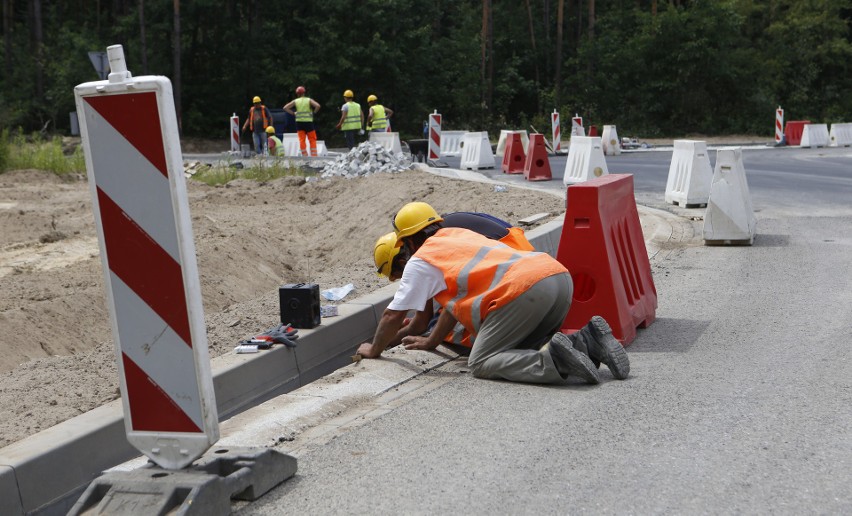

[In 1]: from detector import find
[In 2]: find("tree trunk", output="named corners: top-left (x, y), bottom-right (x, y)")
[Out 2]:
top-left (480, 0), bottom-right (490, 116)
top-left (2, 0), bottom-right (12, 79)
top-left (139, 0), bottom-right (148, 74)
top-left (555, 0), bottom-right (564, 107)
top-left (172, 0), bottom-right (181, 132)
top-left (30, 0), bottom-right (44, 101)
top-left (525, 0), bottom-right (541, 113)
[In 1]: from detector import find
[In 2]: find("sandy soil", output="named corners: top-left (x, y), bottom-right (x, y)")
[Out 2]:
top-left (0, 164), bottom-right (565, 447)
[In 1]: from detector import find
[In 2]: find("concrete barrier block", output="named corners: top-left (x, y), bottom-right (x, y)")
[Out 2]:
top-left (665, 140), bottom-right (712, 208)
top-left (1, 465), bottom-right (24, 516)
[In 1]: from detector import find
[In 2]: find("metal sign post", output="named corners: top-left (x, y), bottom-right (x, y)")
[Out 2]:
top-left (87, 51), bottom-right (109, 80)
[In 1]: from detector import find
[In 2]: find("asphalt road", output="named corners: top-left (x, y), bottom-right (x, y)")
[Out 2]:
top-left (239, 145), bottom-right (852, 514)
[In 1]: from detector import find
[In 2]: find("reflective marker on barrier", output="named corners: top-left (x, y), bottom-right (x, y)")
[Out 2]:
top-left (74, 45), bottom-right (219, 470)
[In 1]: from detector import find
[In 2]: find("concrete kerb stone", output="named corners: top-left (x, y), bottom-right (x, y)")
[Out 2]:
top-left (0, 160), bottom-right (677, 515)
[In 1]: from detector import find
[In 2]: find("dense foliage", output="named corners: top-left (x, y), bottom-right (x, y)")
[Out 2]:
top-left (2, 0), bottom-right (851, 143)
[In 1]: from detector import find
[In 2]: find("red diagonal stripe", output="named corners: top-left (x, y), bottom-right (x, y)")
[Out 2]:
top-left (97, 187), bottom-right (192, 346)
top-left (123, 353), bottom-right (201, 433)
top-left (85, 92), bottom-right (168, 177)
top-left (430, 129), bottom-right (440, 146)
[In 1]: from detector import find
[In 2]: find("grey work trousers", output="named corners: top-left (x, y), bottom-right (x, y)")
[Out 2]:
top-left (467, 272), bottom-right (573, 384)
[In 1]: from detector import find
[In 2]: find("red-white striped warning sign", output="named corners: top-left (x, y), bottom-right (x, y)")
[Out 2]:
top-left (429, 111), bottom-right (442, 160)
top-left (775, 106), bottom-right (784, 144)
top-left (75, 46), bottom-right (218, 469)
top-left (552, 110), bottom-right (562, 152)
top-left (230, 113), bottom-right (240, 152)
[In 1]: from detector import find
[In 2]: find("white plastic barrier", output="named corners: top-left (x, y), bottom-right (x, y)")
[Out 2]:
top-left (703, 147), bottom-right (756, 245)
top-left (441, 130), bottom-right (466, 156)
top-left (496, 130), bottom-right (529, 155)
top-left (601, 125), bottom-right (621, 156)
top-left (829, 123), bottom-right (852, 147)
top-left (664, 140), bottom-right (712, 208)
top-left (317, 140), bottom-right (328, 156)
top-left (800, 123), bottom-right (830, 148)
top-left (459, 131), bottom-right (495, 170)
top-left (562, 136), bottom-right (609, 185)
top-left (278, 134), bottom-right (300, 156)
top-left (370, 131), bottom-right (403, 155)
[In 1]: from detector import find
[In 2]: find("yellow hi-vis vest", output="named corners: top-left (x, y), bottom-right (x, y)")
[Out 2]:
top-left (295, 97), bottom-right (313, 123)
top-left (415, 228), bottom-right (568, 338)
top-left (371, 105), bottom-right (388, 130)
top-left (342, 102), bottom-right (362, 131)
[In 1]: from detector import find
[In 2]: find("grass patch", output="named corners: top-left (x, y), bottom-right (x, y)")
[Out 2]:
top-left (0, 129), bottom-right (85, 175)
top-left (192, 158), bottom-right (309, 186)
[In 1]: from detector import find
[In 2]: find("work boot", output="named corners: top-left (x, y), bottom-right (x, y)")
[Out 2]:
top-left (566, 330), bottom-right (601, 369)
top-left (577, 316), bottom-right (630, 380)
top-left (545, 333), bottom-right (600, 385)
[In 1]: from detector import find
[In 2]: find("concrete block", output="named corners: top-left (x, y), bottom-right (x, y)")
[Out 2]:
top-left (1, 465), bottom-right (24, 516)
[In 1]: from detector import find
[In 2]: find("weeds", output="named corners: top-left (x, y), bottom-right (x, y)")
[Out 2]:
top-left (0, 129), bottom-right (85, 175)
top-left (192, 158), bottom-right (309, 186)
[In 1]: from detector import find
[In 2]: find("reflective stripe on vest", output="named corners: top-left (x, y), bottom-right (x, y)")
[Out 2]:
top-left (295, 97), bottom-right (313, 122)
top-left (250, 105), bottom-right (270, 131)
top-left (416, 228), bottom-right (568, 337)
top-left (342, 102), bottom-right (361, 131)
top-left (371, 105), bottom-right (388, 129)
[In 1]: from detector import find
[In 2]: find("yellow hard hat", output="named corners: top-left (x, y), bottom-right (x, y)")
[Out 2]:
top-left (253, 96), bottom-right (262, 103)
top-left (393, 202), bottom-right (443, 239)
top-left (367, 94), bottom-right (378, 103)
top-left (344, 89), bottom-right (354, 98)
top-left (374, 232), bottom-right (401, 279)
top-left (265, 126), bottom-right (275, 134)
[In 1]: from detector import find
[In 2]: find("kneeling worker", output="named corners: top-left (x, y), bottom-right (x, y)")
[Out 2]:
top-left (359, 203), bottom-right (630, 384)
top-left (266, 126), bottom-right (283, 156)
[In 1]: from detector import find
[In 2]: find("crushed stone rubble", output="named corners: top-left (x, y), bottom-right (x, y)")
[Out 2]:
top-left (320, 141), bottom-right (412, 179)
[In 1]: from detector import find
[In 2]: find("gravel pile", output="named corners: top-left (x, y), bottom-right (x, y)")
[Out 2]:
top-left (320, 141), bottom-right (412, 178)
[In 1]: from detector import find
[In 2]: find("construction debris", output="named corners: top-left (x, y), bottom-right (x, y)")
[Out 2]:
top-left (320, 141), bottom-right (412, 179)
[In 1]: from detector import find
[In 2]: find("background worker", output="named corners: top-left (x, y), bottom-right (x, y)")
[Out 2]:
top-left (283, 86), bottom-right (321, 156)
top-left (266, 126), bottom-right (283, 156)
top-left (366, 94), bottom-right (393, 132)
top-left (359, 203), bottom-right (630, 385)
top-left (335, 89), bottom-right (364, 149)
top-left (242, 95), bottom-right (273, 156)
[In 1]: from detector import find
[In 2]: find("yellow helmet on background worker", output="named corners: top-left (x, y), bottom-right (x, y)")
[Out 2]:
top-left (367, 94), bottom-right (378, 103)
top-left (393, 202), bottom-right (443, 239)
top-left (253, 96), bottom-right (262, 103)
top-left (344, 89), bottom-right (354, 98)
top-left (265, 126), bottom-right (275, 134)
top-left (374, 232), bottom-right (401, 278)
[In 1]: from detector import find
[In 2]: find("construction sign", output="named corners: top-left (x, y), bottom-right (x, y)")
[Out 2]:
top-left (73, 45), bottom-right (218, 470)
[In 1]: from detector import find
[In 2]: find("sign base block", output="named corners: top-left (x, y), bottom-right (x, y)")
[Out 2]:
top-left (69, 447), bottom-right (297, 515)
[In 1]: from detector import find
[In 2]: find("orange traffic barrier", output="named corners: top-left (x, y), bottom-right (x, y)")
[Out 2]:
top-left (501, 132), bottom-right (526, 174)
top-left (523, 134), bottom-right (552, 181)
top-left (784, 120), bottom-right (810, 146)
top-left (556, 174), bottom-right (657, 345)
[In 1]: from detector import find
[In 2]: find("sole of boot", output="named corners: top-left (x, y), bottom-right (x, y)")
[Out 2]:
top-left (588, 316), bottom-right (630, 380)
top-left (549, 333), bottom-right (601, 384)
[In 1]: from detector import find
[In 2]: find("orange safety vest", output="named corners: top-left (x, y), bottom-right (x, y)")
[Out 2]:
top-left (440, 226), bottom-right (536, 347)
top-left (416, 228), bottom-right (567, 341)
top-left (248, 105), bottom-right (271, 131)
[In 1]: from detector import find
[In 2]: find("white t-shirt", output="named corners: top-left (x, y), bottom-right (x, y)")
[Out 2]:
top-left (340, 103), bottom-right (349, 113)
top-left (387, 257), bottom-right (447, 311)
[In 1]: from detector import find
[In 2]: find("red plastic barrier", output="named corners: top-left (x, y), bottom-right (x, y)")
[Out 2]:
top-left (523, 134), bottom-right (552, 181)
top-left (556, 174), bottom-right (657, 345)
top-left (589, 125), bottom-right (599, 137)
top-left (501, 132), bottom-right (526, 174)
top-left (784, 120), bottom-right (811, 146)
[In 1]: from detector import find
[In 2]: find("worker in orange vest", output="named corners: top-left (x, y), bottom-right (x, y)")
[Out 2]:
top-left (242, 95), bottom-right (272, 156)
top-left (283, 85), bottom-right (321, 156)
top-left (373, 208), bottom-right (534, 350)
top-left (359, 202), bottom-right (630, 385)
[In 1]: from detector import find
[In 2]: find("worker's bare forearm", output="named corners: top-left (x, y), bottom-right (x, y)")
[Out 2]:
top-left (358, 308), bottom-right (407, 358)
top-left (428, 308), bottom-right (457, 347)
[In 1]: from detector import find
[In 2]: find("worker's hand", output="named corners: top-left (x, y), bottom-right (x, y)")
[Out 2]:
top-left (357, 342), bottom-right (381, 358)
top-left (402, 335), bottom-right (439, 351)
top-left (335, 123), bottom-right (341, 129)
